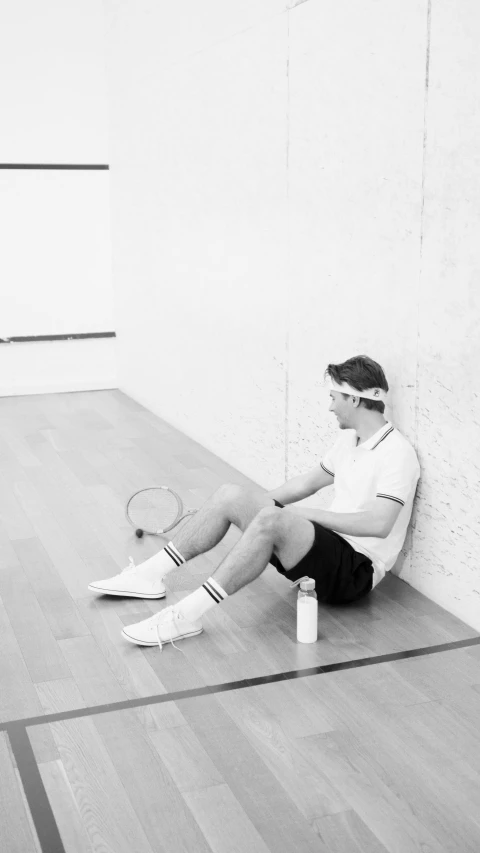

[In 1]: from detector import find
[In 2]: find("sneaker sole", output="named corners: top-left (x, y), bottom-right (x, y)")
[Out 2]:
top-left (87, 584), bottom-right (166, 599)
top-left (121, 627), bottom-right (203, 646)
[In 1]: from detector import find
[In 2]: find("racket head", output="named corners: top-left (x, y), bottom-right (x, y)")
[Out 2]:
top-left (126, 486), bottom-right (183, 535)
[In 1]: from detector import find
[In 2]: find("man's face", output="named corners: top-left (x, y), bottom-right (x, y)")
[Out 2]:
top-left (329, 391), bottom-right (355, 429)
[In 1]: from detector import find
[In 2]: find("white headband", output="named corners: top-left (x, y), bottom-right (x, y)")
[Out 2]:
top-left (326, 378), bottom-right (388, 403)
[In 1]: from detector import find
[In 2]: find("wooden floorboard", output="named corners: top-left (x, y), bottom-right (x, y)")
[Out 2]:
top-left (0, 389), bottom-right (479, 852)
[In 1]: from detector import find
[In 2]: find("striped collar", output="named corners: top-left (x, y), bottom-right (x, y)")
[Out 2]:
top-left (355, 422), bottom-right (394, 451)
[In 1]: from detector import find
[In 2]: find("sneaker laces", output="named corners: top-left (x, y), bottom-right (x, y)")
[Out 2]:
top-left (121, 557), bottom-right (137, 575)
top-left (155, 607), bottom-right (182, 653)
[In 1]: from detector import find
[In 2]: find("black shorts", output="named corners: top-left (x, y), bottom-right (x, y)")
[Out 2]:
top-left (269, 501), bottom-right (374, 605)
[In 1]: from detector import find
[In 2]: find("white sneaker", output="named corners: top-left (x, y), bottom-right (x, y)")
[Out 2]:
top-left (88, 558), bottom-right (167, 599)
top-left (122, 605), bottom-right (203, 649)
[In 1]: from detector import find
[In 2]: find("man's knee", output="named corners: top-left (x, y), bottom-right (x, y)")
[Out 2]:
top-left (214, 483), bottom-right (247, 508)
top-left (213, 484), bottom-right (274, 530)
top-left (254, 505), bottom-right (283, 534)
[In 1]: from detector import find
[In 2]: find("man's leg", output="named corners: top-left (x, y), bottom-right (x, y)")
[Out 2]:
top-left (178, 505), bottom-right (315, 618)
top-left (122, 507), bottom-right (316, 646)
top-left (170, 484), bottom-right (277, 560)
top-left (88, 484), bottom-right (276, 598)
top-left (211, 506), bottom-right (315, 593)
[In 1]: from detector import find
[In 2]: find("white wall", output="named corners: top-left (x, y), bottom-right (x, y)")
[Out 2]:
top-left (106, 1), bottom-right (289, 484)
top-left (0, 0), bottom-right (116, 395)
top-left (401, 0), bottom-right (480, 626)
top-left (105, 0), bottom-right (480, 630)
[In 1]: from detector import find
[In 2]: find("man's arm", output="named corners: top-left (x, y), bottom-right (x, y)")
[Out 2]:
top-left (266, 466), bottom-right (334, 506)
top-left (287, 497), bottom-right (402, 539)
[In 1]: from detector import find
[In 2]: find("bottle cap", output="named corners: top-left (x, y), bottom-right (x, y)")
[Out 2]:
top-left (300, 578), bottom-right (315, 591)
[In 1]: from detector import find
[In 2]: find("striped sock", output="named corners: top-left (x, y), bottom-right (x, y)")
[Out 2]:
top-left (137, 541), bottom-right (185, 580)
top-left (177, 577), bottom-right (228, 623)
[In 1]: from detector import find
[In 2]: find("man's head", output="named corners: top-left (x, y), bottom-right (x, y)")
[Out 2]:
top-left (325, 355), bottom-right (388, 430)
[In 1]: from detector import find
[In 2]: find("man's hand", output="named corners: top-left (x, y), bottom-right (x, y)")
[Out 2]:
top-left (266, 466), bottom-right (334, 506)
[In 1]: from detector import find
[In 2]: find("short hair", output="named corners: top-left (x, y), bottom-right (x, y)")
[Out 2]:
top-left (325, 355), bottom-right (388, 414)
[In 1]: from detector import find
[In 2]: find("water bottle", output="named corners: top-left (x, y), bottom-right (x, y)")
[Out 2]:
top-left (291, 576), bottom-right (318, 643)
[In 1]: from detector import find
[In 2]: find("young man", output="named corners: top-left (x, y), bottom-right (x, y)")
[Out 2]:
top-left (88, 355), bottom-right (420, 649)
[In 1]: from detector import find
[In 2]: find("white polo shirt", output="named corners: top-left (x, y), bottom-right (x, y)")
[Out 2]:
top-left (321, 422), bottom-right (420, 588)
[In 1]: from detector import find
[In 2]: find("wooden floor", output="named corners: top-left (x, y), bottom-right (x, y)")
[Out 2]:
top-left (1, 389), bottom-right (480, 853)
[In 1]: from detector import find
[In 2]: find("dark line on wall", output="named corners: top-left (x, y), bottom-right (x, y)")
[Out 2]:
top-left (1, 633), bottom-right (479, 733)
top-left (0, 164), bottom-right (109, 170)
top-left (419, 0), bottom-right (432, 266)
top-left (284, 11), bottom-right (291, 483)
top-left (0, 332), bottom-right (116, 344)
top-left (414, 0), bottom-right (432, 457)
top-left (7, 723), bottom-right (66, 853)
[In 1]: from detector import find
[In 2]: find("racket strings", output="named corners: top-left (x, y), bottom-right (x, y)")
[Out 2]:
top-left (127, 488), bottom-right (182, 533)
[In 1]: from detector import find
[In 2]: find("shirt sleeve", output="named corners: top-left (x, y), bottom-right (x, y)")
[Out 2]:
top-left (321, 437), bottom-right (340, 477)
top-left (375, 452), bottom-right (420, 507)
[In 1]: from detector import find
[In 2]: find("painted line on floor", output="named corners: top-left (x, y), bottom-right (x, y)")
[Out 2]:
top-left (3, 633), bottom-right (480, 853)
top-left (7, 723), bottom-right (66, 853)
top-left (2, 633), bottom-right (480, 733)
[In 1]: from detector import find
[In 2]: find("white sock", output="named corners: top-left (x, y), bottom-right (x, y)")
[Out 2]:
top-left (136, 541), bottom-right (185, 581)
top-left (177, 577), bottom-right (228, 623)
